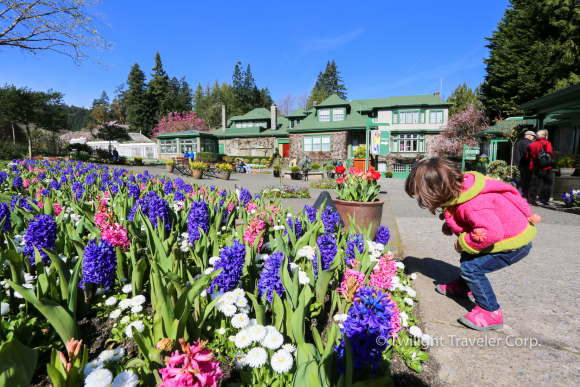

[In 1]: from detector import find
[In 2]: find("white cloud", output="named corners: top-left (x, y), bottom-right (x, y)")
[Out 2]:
top-left (303, 28), bottom-right (363, 52)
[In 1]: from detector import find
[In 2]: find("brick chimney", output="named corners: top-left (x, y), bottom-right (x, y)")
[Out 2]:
top-left (271, 104), bottom-right (277, 131)
top-left (221, 105), bottom-right (226, 132)
top-left (434, 91), bottom-right (441, 99)
top-left (313, 101), bottom-right (318, 106)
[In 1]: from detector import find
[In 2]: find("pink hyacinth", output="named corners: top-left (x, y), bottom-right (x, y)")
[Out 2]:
top-left (243, 218), bottom-right (265, 249)
top-left (389, 299), bottom-right (402, 342)
top-left (101, 223), bottom-right (130, 251)
top-left (23, 179), bottom-right (30, 188)
top-left (37, 201), bottom-right (43, 209)
top-left (32, 177), bottom-right (38, 183)
top-left (245, 201), bottom-right (258, 213)
top-left (94, 211), bottom-right (110, 228)
top-left (159, 339), bottom-right (222, 387)
top-left (337, 268), bottom-right (366, 300)
top-left (369, 254), bottom-right (397, 290)
top-left (53, 202), bottom-right (62, 216)
top-left (227, 202), bottom-right (235, 211)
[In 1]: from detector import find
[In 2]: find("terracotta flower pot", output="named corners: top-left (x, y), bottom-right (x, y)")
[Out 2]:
top-left (166, 165), bottom-right (174, 173)
top-left (192, 169), bottom-right (203, 179)
top-left (221, 171), bottom-right (231, 180)
top-left (333, 198), bottom-right (384, 239)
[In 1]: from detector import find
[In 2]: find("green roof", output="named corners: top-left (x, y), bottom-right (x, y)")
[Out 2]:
top-left (288, 102), bottom-right (368, 133)
top-left (154, 130), bottom-right (217, 139)
top-left (353, 95), bottom-right (453, 111)
top-left (285, 107), bottom-right (308, 118)
top-left (212, 112), bottom-right (289, 138)
top-left (229, 108), bottom-right (271, 121)
top-left (471, 118), bottom-right (536, 138)
top-left (315, 94), bottom-right (351, 108)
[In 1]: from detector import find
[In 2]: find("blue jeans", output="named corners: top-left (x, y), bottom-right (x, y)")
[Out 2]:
top-left (458, 243), bottom-right (532, 312)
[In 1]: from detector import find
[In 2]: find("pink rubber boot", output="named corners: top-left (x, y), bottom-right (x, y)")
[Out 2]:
top-left (459, 305), bottom-right (504, 331)
top-left (436, 278), bottom-right (474, 300)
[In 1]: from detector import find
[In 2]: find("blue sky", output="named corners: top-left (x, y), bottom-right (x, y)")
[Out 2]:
top-left (1, 0), bottom-right (509, 108)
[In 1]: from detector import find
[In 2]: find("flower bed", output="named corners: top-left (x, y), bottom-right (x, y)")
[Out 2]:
top-left (0, 159), bottom-right (429, 387)
top-left (261, 185), bottom-right (311, 198)
top-left (562, 189), bottom-right (580, 207)
top-left (309, 179), bottom-right (337, 189)
top-left (247, 164), bottom-right (266, 169)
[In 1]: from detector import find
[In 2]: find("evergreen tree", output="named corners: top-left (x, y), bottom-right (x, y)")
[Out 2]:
top-left (308, 60), bottom-right (348, 106)
top-left (447, 83), bottom-right (482, 117)
top-left (126, 63), bottom-right (155, 135)
top-left (148, 51), bottom-right (171, 120)
top-left (480, 0), bottom-right (580, 118)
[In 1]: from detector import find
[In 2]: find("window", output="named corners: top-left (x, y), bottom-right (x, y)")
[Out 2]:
top-left (303, 135), bottom-right (331, 152)
top-left (333, 108), bottom-right (344, 121)
top-left (319, 109), bottom-right (330, 122)
top-left (398, 134), bottom-right (419, 152)
top-left (201, 139), bottom-right (215, 153)
top-left (236, 123), bottom-right (241, 128)
top-left (430, 110), bottom-right (444, 123)
top-left (242, 122), bottom-right (248, 128)
top-left (160, 139), bottom-right (177, 154)
top-left (393, 110), bottom-right (426, 124)
top-left (260, 121), bottom-right (267, 128)
top-left (303, 136), bottom-right (312, 151)
top-left (180, 139), bottom-right (197, 153)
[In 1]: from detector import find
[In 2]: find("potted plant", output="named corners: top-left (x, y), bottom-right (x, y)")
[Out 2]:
top-left (273, 165), bottom-right (281, 177)
top-left (333, 165), bottom-right (384, 239)
top-left (352, 145), bottom-right (375, 170)
top-left (290, 166), bottom-right (301, 180)
top-left (325, 165), bottom-right (335, 179)
top-left (190, 161), bottom-right (206, 179)
top-left (134, 157), bottom-right (143, 166)
top-left (556, 157), bottom-right (575, 177)
top-left (166, 160), bottom-right (174, 173)
top-left (216, 163), bottom-right (233, 180)
top-left (384, 171), bottom-right (393, 178)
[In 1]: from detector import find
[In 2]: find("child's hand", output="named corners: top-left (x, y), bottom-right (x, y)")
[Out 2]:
top-left (442, 222), bottom-right (453, 236)
top-left (454, 239), bottom-right (463, 253)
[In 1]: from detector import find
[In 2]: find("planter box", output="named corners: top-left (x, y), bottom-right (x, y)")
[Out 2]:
top-left (333, 198), bottom-right (384, 239)
top-left (353, 159), bottom-right (375, 171)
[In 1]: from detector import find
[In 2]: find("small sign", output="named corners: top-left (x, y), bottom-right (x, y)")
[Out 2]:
top-left (465, 156), bottom-right (477, 160)
top-left (371, 130), bottom-right (390, 155)
top-left (464, 149), bottom-right (480, 155)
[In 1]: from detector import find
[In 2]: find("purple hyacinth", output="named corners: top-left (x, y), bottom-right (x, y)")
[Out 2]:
top-left (38, 172), bottom-right (46, 180)
top-left (210, 185), bottom-right (216, 192)
top-left (80, 239), bottom-right (117, 289)
top-left (24, 214), bottom-right (57, 265)
top-left (147, 195), bottom-right (171, 230)
top-left (13, 176), bottom-right (22, 188)
top-left (164, 180), bottom-right (174, 195)
top-left (284, 217), bottom-right (302, 243)
top-left (239, 188), bottom-right (251, 206)
top-left (314, 233), bottom-right (337, 275)
top-left (174, 190), bottom-right (185, 202)
top-left (254, 193), bottom-right (261, 200)
top-left (321, 206), bottom-right (341, 234)
top-left (257, 251), bottom-right (285, 302)
top-left (0, 171), bottom-right (8, 185)
top-left (209, 240), bottom-right (246, 293)
top-left (345, 233), bottom-right (364, 266)
top-left (302, 205), bottom-right (316, 224)
top-left (375, 225), bottom-right (390, 246)
top-left (0, 203), bottom-right (11, 231)
top-left (49, 180), bottom-right (60, 190)
top-left (128, 198), bottom-right (148, 221)
top-left (128, 184), bottom-right (140, 199)
top-left (10, 196), bottom-right (36, 212)
top-left (335, 286), bottom-right (396, 375)
top-left (187, 200), bottom-right (209, 245)
top-left (219, 189), bottom-right (227, 198)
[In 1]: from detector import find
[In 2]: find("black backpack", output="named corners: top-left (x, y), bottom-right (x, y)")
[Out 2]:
top-left (537, 139), bottom-right (554, 170)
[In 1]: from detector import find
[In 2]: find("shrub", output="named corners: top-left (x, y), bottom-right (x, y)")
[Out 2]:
top-left (66, 143), bottom-right (93, 153)
top-left (487, 160), bottom-right (509, 179)
top-left (384, 171), bottom-right (393, 178)
top-left (235, 157), bottom-right (241, 162)
top-left (0, 143), bottom-right (28, 159)
top-left (290, 166), bottom-right (300, 172)
top-left (260, 159), bottom-right (268, 165)
top-left (75, 153), bottom-right (91, 162)
top-left (273, 165), bottom-right (281, 171)
top-left (353, 145), bottom-right (366, 159)
top-left (134, 157), bottom-right (143, 165)
top-left (215, 163), bottom-right (233, 172)
top-left (325, 165), bottom-right (335, 171)
top-left (195, 152), bottom-right (213, 160)
top-left (311, 163), bottom-right (320, 170)
top-left (556, 157), bottom-right (574, 168)
top-left (217, 153), bottom-right (227, 161)
top-left (252, 158), bottom-right (260, 164)
top-left (223, 156), bottom-right (233, 162)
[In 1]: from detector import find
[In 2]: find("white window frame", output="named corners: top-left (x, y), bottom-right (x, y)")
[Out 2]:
top-left (312, 136), bottom-right (321, 151)
top-left (430, 110), bottom-right (444, 124)
top-left (160, 139), bottom-right (177, 154)
top-left (322, 135), bottom-right (330, 151)
top-left (303, 136), bottom-right (312, 152)
top-left (319, 108), bottom-right (330, 122)
top-left (333, 108), bottom-right (344, 121)
top-left (236, 122), bottom-right (241, 128)
top-left (398, 134), bottom-right (419, 152)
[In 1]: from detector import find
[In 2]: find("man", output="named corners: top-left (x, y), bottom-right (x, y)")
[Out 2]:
top-left (513, 131), bottom-right (536, 198)
top-left (111, 147), bottom-right (121, 164)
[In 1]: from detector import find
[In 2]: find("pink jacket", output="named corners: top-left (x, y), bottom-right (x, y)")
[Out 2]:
top-left (444, 172), bottom-right (540, 254)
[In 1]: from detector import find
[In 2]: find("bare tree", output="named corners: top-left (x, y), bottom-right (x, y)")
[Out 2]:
top-left (276, 94), bottom-right (297, 116)
top-left (0, 0), bottom-right (113, 67)
top-left (297, 91), bottom-right (309, 110)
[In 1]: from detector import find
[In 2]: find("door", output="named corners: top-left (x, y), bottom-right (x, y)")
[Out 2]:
top-left (282, 143), bottom-right (289, 158)
top-left (218, 143), bottom-right (225, 154)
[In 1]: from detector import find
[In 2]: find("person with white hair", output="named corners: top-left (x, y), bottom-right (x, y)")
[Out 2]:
top-left (526, 129), bottom-right (554, 206)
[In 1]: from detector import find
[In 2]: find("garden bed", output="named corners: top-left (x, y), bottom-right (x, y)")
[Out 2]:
top-left (260, 185), bottom-right (311, 198)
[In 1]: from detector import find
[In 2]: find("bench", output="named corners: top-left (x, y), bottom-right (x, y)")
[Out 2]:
top-left (173, 157), bottom-right (192, 176)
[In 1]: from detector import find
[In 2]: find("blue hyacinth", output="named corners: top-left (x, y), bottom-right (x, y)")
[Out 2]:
top-left (375, 225), bottom-right (390, 246)
top-left (128, 184), bottom-right (140, 199)
top-left (80, 239), bottom-right (117, 289)
top-left (13, 176), bottom-right (22, 188)
top-left (321, 206), bottom-right (341, 234)
top-left (239, 188), bottom-right (251, 206)
top-left (24, 214), bottom-right (57, 265)
top-left (164, 180), bottom-right (174, 195)
top-left (314, 233), bottom-right (337, 275)
top-left (345, 233), bottom-right (365, 266)
top-left (174, 190), bottom-right (185, 202)
top-left (257, 251), bottom-right (285, 302)
top-left (302, 205), bottom-right (317, 224)
top-left (187, 200), bottom-right (209, 245)
top-left (0, 203), bottom-right (11, 232)
top-left (209, 240), bottom-right (246, 293)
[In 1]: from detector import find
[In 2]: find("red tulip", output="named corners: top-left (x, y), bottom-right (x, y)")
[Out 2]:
top-left (336, 166), bottom-right (346, 174)
top-left (337, 178), bottom-right (344, 184)
top-left (372, 171), bottom-right (381, 180)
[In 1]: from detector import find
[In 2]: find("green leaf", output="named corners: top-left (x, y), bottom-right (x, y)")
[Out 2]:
top-left (46, 364), bottom-right (66, 387)
top-left (344, 337), bottom-right (354, 387)
top-left (7, 281), bottom-right (80, 343)
top-left (246, 292), bottom-right (266, 325)
top-left (0, 338), bottom-right (38, 387)
top-left (67, 256), bottom-right (84, 316)
top-left (292, 359), bottom-right (320, 387)
top-left (45, 249), bottom-right (71, 302)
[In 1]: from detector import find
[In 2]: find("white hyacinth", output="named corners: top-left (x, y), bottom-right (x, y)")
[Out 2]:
top-left (333, 314), bottom-right (348, 323)
top-left (298, 270), bottom-right (311, 285)
top-left (209, 256), bottom-right (220, 265)
top-left (204, 267), bottom-right (214, 275)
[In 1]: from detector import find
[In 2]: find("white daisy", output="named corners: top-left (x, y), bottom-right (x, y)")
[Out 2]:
top-left (234, 351), bottom-right (246, 368)
top-left (410, 273), bottom-right (417, 280)
top-left (84, 367), bottom-right (113, 386)
top-left (232, 288), bottom-right (245, 298)
top-left (131, 305), bottom-right (143, 314)
top-left (395, 262), bottom-right (405, 269)
top-left (221, 292), bottom-right (237, 305)
top-left (221, 304), bottom-right (237, 317)
top-left (122, 284), bottom-right (132, 294)
top-left (1, 302), bottom-right (9, 316)
top-left (409, 325), bottom-right (422, 338)
top-left (261, 331), bottom-right (284, 350)
top-left (109, 309), bottom-right (122, 319)
top-left (125, 321), bottom-right (145, 338)
top-left (289, 262), bottom-right (299, 272)
top-left (245, 347), bottom-right (268, 368)
top-left (131, 295), bottom-right (146, 306)
top-left (264, 325), bottom-right (278, 335)
top-left (209, 256), bottom-right (220, 265)
top-left (217, 328), bottom-right (226, 335)
top-left (281, 343), bottom-right (296, 353)
top-left (98, 349), bottom-right (116, 362)
top-left (333, 314), bottom-right (348, 323)
top-left (421, 334), bottom-right (434, 347)
top-left (271, 349), bottom-right (294, 373)
top-left (110, 347), bottom-right (125, 361)
top-left (111, 370), bottom-right (138, 387)
top-left (248, 324), bottom-right (267, 342)
top-left (228, 335), bottom-right (236, 343)
top-left (234, 331), bottom-right (252, 349)
top-left (120, 316), bottom-right (131, 325)
top-left (404, 298), bottom-right (414, 306)
top-left (235, 297), bottom-right (248, 308)
top-left (298, 270), bottom-right (310, 285)
top-left (204, 268), bottom-right (214, 275)
top-left (83, 360), bottom-right (103, 376)
top-left (247, 318), bottom-right (258, 327)
top-left (405, 287), bottom-right (416, 298)
top-left (118, 299), bottom-right (133, 310)
top-left (231, 313), bottom-right (250, 329)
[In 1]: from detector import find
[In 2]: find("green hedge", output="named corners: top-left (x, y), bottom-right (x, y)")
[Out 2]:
top-left (0, 143), bottom-right (27, 160)
top-left (195, 152), bottom-right (214, 160)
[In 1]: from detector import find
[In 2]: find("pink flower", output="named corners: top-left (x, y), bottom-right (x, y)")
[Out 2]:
top-left (23, 179), bottom-right (30, 188)
top-left (337, 268), bottom-right (366, 301)
top-left (245, 202), bottom-right (258, 213)
top-left (369, 254), bottom-right (397, 290)
top-left (243, 218), bottom-right (265, 249)
top-left (227, 202), bottom-right (235, 211)
top-left (94, 211), bottom-right (110, 228)
top-left (53, 202), bottom-right (62, 216)
top-left (159, 339), bottom-right (222, 387)
top-left (37, 202), bottom-right (43, 209)
top-left (32, 177), bottom-right (38, 183)
top-left (101, 223), bottom-right (130, 251)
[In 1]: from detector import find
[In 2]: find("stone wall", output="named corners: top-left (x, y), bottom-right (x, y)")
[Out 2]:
top-left (289, 131), bottom-right (348, 162)
top-left (223, 137), bottom-right (275, 157)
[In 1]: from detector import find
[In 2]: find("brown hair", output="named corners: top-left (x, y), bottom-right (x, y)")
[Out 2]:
top-left (404, 157), bottom-right (464, 214)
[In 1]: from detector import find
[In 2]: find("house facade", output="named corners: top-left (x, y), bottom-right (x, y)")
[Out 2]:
top-left (154, 130), bottom-right (218, 161)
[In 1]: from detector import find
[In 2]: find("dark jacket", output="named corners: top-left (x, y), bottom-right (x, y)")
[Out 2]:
top-left (112, 150), bottom-right (119, 158)
top-left (513, 138), bottom-right (531, 168)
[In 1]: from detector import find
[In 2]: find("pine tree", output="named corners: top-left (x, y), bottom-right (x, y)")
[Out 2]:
top-left (126, 63), bottom-right (155, 136)
top-left (148, 51), bottom-right (171, 120)
top-left (480, 0), bottom-right (580, 118)
top-left (308, 60), bottom-right (348, 106)
top-left (447, 82), bottom-right (482, 117)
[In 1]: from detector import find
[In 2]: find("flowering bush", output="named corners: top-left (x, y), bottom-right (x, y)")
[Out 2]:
top-left (562, 189), bottom-right (580, 207)
top-left (261, 185), bottom-right (310, 199)
top-left (151, 111), bottom-right (209, 137)
top-left (335, 167), bottom-right (381, 202)
top-left (189, 161), bottom-right (207, 171)
top-left (215, 163), bottom-right (233, 172)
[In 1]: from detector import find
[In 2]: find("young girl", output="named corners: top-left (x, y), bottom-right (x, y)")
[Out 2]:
top-left (405, 157), bottom-right (539, 331)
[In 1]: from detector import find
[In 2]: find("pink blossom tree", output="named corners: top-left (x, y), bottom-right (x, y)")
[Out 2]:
top-left (431, 103), bottom-right (489, 158)
top-left (151, 111), bottom-right (209, 138)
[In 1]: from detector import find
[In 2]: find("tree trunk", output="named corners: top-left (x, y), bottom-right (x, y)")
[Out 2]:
top-left (11, 123), bottom-right (15, 144)
top-left (26, 125), bottom-right (32, 159)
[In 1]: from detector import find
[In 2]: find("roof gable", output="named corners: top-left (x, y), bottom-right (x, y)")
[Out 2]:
top-left (316, 94), bottom-right (350, 108)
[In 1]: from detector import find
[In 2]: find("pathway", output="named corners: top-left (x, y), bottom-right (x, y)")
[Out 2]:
top-left (383, 178), bottom-right (580, 387)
